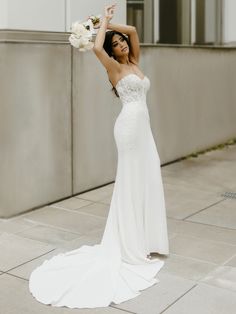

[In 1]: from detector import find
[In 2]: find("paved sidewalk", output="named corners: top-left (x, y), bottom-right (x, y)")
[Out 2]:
top-left (0, 144), bottom-right (236, 314)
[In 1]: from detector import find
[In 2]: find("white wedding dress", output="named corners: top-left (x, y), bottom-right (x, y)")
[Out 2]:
top-left (29, 73), bottom-right (169, 309)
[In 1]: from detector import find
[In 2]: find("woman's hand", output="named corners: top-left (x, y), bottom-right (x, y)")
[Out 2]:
top-left (104, 3), bottom-right (116, 22)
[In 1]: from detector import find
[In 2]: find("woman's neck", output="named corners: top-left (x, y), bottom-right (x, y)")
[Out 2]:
top-left (117, 56), bottom-right (130, 65)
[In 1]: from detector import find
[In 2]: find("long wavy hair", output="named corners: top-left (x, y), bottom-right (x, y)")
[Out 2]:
top-left (103, 31), bottom-right (131, 97)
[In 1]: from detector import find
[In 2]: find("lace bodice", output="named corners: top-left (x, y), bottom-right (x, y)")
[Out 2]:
top-left (116, 74), bottom-right (150, 105)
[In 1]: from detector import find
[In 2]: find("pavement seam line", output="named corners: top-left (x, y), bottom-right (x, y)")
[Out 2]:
top-left (159, 283), bottom-right (198, 313)
top-left (182, 198), bottom-right (226, 220)
top-left (168, 216), bottom-right (236, 232)
top-left (2, 248), bottom-right (56, 273)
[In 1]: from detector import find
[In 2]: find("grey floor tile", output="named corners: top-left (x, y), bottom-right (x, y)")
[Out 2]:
top-left (186, 198), bottom-right (236, 229)
top-left (76, 183), bottom-right (114, 202)
top-left (169, 234), bottom-right (236, 264)
top-left (200, 265), bottom-right (236, 292)
top-left (76, 202), bottom-right (110, 218)
top-left (59, 230), bottom-right (103, 251)
top-left (113, 272), bottom-right (195, 314)
top-left (162, 173), bottom-right (224, 195)
top-left (9, 229), bottom-right (105, 280)
top-left (16, 225), bottom-right (81, 246)
top-left (0, 232), bottom-right (54, 272)
top-left (0, 273), bottom-right (129, 314)
top-left (162, 283), bottom-right (236, 314)
top-left (19, 206), bottom-right (106, 235)
top-left (8, 248), bottom-right (67, 280)
top-left (51, 197), bottom-right (92, 210)
top-left (159, 253), bottom-right (217, 281)
top-left (162, 153), bottom-right (236, 193)
top-left (164, 182), bottom-right (223, 219)
top-left (0, 218), bottom-right (37, 234)
top-left (167, 218), bottom-right (236, 245)
top-left (225, 255), bottom-right (236, 267)
top-left (98, 195), bottom-right (112, 205)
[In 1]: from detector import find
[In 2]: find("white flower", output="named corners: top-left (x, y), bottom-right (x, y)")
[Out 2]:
top-left (69, 14), bottom-right (101, 51)
top-left (80, 41), bottom-right (94, 51)
top-left (82, 19), bottom-right (95, 35)
top-left (69, 34), bottom-right (82, 49)
top-left (71, 21), bottom-right (88, 36)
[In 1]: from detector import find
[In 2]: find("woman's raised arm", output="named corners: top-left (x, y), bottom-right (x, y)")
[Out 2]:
top-left (107, 23), bottom-right (140, 64)
top-left (93, 4), bottom-right (120, 73)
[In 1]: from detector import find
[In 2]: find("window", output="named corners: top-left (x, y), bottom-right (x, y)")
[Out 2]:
top-left (127, 0), bottom-right (154, 43)
top-left (127, 0), bottom-right (224, 45)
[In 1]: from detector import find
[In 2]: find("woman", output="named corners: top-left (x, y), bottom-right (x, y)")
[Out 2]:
top-left (29, 4), bottom-right (169, 309)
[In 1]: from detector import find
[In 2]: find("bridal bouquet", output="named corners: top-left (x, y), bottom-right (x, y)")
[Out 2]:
top-left (69, 15), bottom-right (101, 51)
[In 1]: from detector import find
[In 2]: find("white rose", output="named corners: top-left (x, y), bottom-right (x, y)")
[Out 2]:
top-left (69, 19), bottom-right (95, 51)
top-left (71, 22), bottom-right (88, 36)
top-left (69, 34), bottom-right (81, 48)
top-left (82, 19), bottom-right (95, 35)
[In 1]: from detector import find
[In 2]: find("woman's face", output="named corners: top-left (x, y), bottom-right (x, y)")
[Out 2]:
top-left (111, 34), bottom-right (129, 58)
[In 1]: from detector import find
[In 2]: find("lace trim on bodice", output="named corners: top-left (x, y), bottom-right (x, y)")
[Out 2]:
top-left (116, 74), bottom-right (150, 105)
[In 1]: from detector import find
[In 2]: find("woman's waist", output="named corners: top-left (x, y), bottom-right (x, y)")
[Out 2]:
top-left (119, 101), bottom-right (150, 117)
top-left (121, 100), bottom-right (148, 107)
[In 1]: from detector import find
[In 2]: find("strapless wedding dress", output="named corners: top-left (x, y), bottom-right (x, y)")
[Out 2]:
top-left (29, 73), bottom-right (169, 309)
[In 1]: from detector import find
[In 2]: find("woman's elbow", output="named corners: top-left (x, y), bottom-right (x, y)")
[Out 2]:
top-left (93, 45), bottom-right (103, 56)
top-left (93, 45), bottom-right (101, 53)
top-left (130, 26), bottom-right (136, 33)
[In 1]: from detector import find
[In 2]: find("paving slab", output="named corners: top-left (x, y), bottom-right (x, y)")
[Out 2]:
top-left (162, 282), bottom-right (236, 314)
top-left (76, 183), bottom-right (114, 202)
top-left (164, 182), bottom-right (223, 219)
top-left (0, 273), bottom-right (129, 314)
top-left (0, 218), bottom-right (37, 234)
top-left (113, 272), bottom-right (195, 314)
top-left (0, 232), bottom-right (54, 272)
top-left (200, 265), bottom-right (236, 292)
top-left (18, 206), bottom-right (106, 235)
top-left (167, 218), bottom-right (236, 245)
top-left (169, 234), bottom-right (236, 264)
top-left (16, 225), bottom-right (81, 246)
top-left (59, 228), bottom-right (103, 251)
top-left (186, 198), bottom-right (236, 229)
top-left (98, 195), bottom-right (112, 205)
top-left (51, 197), bottom-right (92, 210)
top-left (159, 253), bottom-right (217, 281)
top-left (162, 152), bottom-right (236, 193)
top-left (76, 202), bottom-right (110, 218)
top-left (225, 255), bottom-right (236, 267)
top-left (8, 248), bottom-right (67, 280)
top-left (8, 231), bottom-right (103, 280)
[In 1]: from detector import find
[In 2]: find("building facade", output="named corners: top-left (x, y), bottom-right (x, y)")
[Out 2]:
top-left (0, 0), bottom-right (236, 45)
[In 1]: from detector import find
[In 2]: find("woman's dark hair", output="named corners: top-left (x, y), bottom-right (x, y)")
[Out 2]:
top-left (103, 31), bottom-right (131, 97)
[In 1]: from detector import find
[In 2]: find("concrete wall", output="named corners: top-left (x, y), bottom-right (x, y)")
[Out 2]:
top-left (0, 40), bottom-right (72, 218)
top-left (141, 46), bottom-right (236, 162)
top-left (72, 49), bottom-right (120, 194)
top-left (0, 0), bottom-right (126, 32)
top-left (0, 32), bottom-right (236, 217)
top-left (66, 0), bottom-right (126, 32)
top-left (0, 0), bottom-right (66, 31)
top-left (0, 0), bottom-right (8, 29)
top-left (223, 0), bottom-right (236, 43)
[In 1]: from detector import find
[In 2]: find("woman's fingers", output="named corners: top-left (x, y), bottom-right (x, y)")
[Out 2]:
top-left (105, 3), bottom-right (116, 13)
top-left (104, 3), bottom-right (116, 22)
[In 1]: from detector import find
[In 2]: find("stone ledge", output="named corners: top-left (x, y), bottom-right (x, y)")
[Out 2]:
top-left (0, 29), bottom-right (70, 44)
